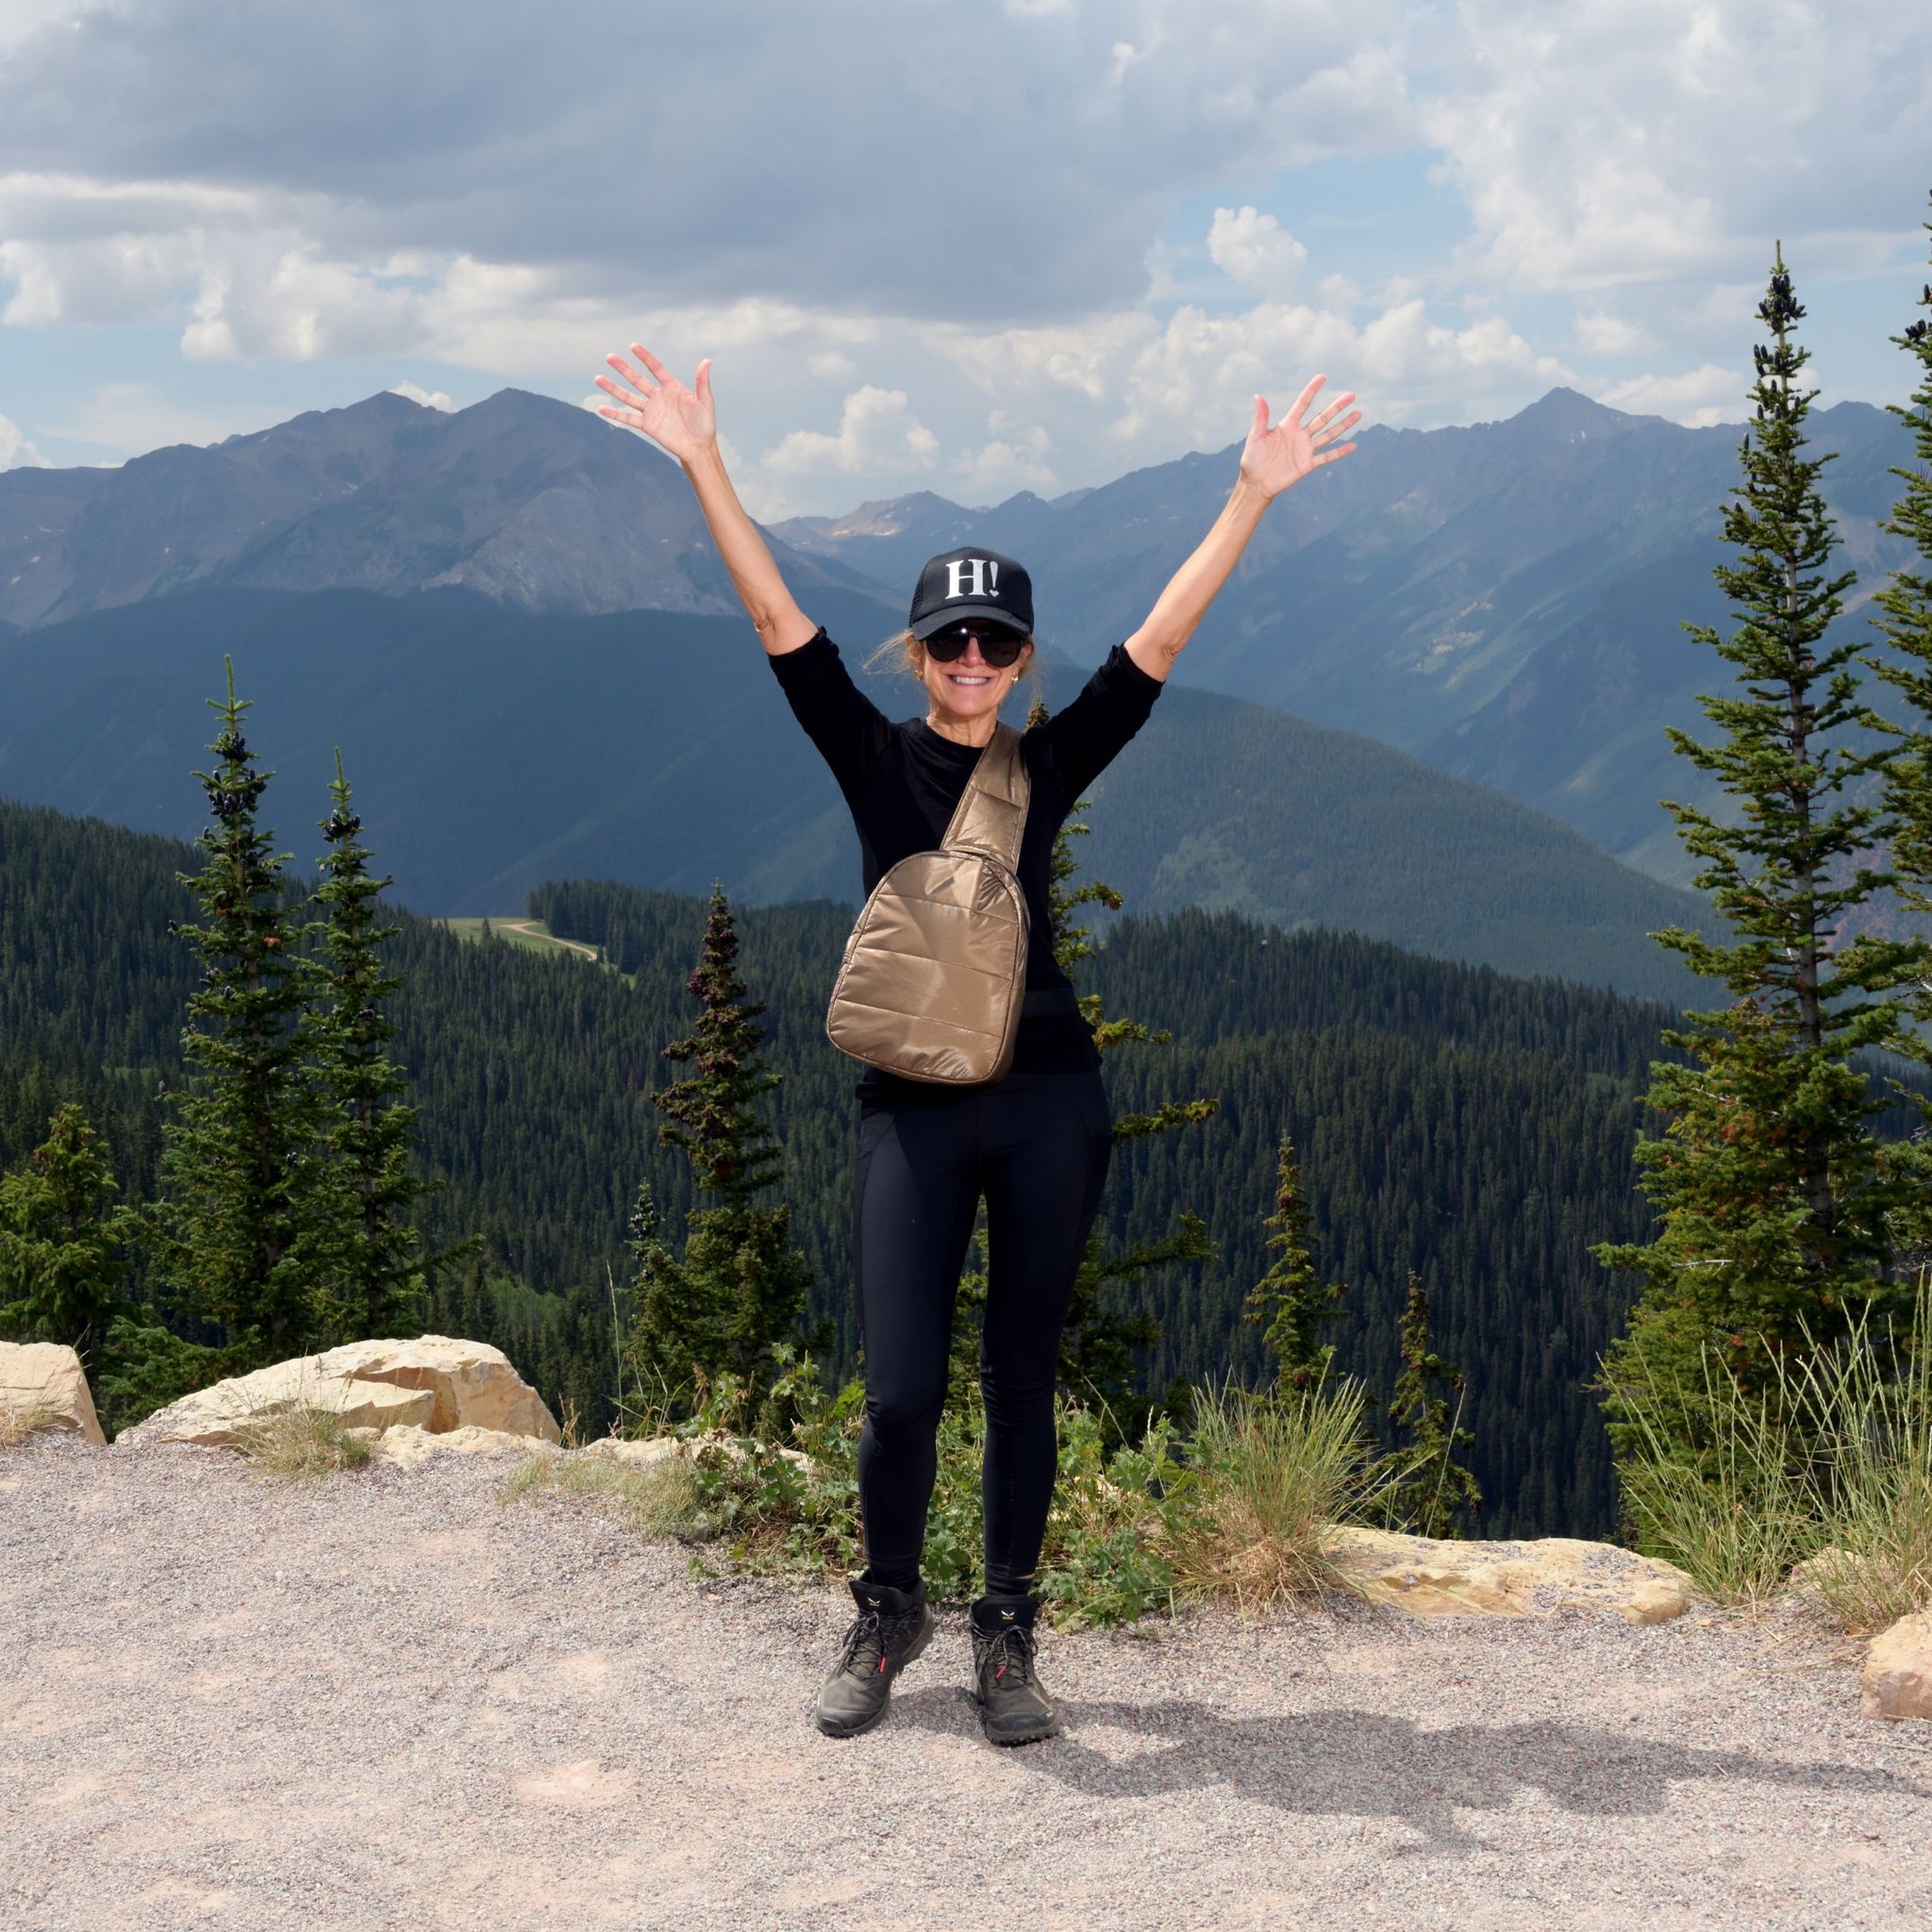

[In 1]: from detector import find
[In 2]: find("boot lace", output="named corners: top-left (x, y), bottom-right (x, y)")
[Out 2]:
top-left (980, 1623), bottom-right (1038, 1690)
top-left (835, 1608), bottom-right (889, 1680)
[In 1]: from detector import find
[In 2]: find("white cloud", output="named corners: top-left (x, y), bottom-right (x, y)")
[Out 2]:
top-left (1110, 294), bottom-right (1568, 448)
top-left (924, 311), bottom-right (1156, 403)
top-left (1574, 310), bottom-right (1650, 357)
top-left (954, 414), bottom-right (1058, 503)
top-left (761, 386), bottom-right (940, 477)
top-left (1596, 363), bottom-right (1745, 427)
top-left (390, 380), bottom-right (453, 410)
top-left (0, 0), bottom-right (1415, 325)
top-left (1425, 0), bottom-right (1930, 297)
top-left (1207, 206), bottom-right (1307, 291)
top-left (0, 410), bottom-right (45, 467)
top-left (0, 2), bottom-right (1924, 505)
top-left (0, 0), bottom-right (86, 54)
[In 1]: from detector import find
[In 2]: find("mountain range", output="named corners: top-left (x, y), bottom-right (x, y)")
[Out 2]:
top-left (5, 383), bottom-right (1914, 890)
top-left (0, 386), bottom-right (892, 630)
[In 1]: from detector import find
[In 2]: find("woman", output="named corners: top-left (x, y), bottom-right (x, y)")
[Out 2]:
top-left (596, 346), bottom-right (1358, 1743)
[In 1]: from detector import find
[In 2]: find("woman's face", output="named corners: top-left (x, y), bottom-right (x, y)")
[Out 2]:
top-left (919, 625), bottom-right (1032, 728)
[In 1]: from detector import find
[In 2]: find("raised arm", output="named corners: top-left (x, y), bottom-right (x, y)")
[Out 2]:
top-left (595, 346), bottom-right (820, 657)
top-left (1123, 376), bottom-right (1359, 683)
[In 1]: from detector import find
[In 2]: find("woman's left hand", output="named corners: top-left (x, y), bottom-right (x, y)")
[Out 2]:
top-left (1239, 376), bottom-right (1360, 498)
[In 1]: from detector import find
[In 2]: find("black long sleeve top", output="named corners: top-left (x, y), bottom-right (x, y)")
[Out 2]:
top-left (769, 629), bottom-right (1163, 1088)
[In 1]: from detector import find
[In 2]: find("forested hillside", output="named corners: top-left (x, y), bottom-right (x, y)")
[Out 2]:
top-left (0, 587), bottom-right (1700, 999)
top-left (2, 798), bottom-right (1688, 1533)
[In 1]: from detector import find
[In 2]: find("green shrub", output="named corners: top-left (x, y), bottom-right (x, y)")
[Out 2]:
top-left (660, 1350), bottom-right (1187, 1626)
top-left (1614, 1360), bottom-right (1813, 1610)
top-left (1781, 1292), bottom-right (1932, 1631)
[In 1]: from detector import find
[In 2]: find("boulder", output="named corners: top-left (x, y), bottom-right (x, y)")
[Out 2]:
top-left (0, 1342), bottom-right (107, 1447)
top-left (312, 1337), bottom-right (561, 1441)
top-left (1323, 1527), bottom-right (1694, 1624)
top-left (374, 1424), bottom-right (561, 1468)
top-left (116, 1357), bottom-right (434, 1448)
top-left (115, 1336), bottom-right (558, 1453)
top-left (1862, 1610), bottom-right (1932, 1721)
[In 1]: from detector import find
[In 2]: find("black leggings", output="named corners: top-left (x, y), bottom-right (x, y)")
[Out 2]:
top-left (853, 1069), bottom-right (1112, 1597)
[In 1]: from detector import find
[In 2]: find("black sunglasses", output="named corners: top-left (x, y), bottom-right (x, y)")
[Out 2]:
top-left (924, 622), bottom-right (1029, 669)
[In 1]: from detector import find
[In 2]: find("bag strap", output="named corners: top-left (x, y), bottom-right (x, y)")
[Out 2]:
top-left (941, 722), bottom-right (1029, 872)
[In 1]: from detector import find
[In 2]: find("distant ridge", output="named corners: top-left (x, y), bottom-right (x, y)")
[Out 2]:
top-left (0, 586), bottom-right (1702, 1001)
top-left (0, 388), bottom-right (894, 629)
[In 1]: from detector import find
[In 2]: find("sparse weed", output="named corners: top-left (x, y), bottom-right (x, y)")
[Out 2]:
top-left (1169, 1380), bottom-right (1388, 1613)
top-left (229, 1404), bottom-right (374, 1481)
top-left (503, 1448), bottom-right (704, 1539)
top-left (1615, 1373), bottom-right (1811, 1611)
top-left (0, 1396), bottom-right (64, 1448)
top-left (1780, 1288), bottom-right (1932, 1631)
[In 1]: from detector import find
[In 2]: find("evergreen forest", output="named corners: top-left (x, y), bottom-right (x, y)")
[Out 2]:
top-left (1, 795), bottom-right (1688, 1533)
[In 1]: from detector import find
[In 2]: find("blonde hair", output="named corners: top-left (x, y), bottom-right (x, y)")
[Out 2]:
top-left (864, 627), bottom-right (1040, 705)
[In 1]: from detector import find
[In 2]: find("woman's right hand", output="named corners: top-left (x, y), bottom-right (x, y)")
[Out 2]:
top-left (595, 345), bottom-right (717, 466)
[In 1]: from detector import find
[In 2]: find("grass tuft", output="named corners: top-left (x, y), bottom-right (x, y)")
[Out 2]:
top-left (502, 1446), bottom-right (705, 1539)
top-left (1168, 1380), bottom-right (1388, 1614)
top-left (0, 1396), bottom-right (66, 1448)
top-left (1615, 1360), bottom-right (1812, 1612)
top-left (229, 1405), bottom-right (374, 1481)
top-left (1614, 1275), bottom-right (1932, 1625)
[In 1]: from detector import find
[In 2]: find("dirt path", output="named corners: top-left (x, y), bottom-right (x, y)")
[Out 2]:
top-left (4, 1433), bottom-right (1928, 1931)
top-left (491, 921), bottom-right (599, 960)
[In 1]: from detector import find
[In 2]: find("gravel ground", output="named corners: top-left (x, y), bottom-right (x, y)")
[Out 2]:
top-left (4, 1432), bottom-right (1929, 1932)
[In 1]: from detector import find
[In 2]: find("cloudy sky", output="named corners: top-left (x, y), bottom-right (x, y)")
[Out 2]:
top-left (1, 0), bottom-right (1928, 513)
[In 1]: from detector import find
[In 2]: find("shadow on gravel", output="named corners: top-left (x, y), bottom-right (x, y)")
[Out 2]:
top-left (908, 1699), bottom-right (1932, 1850)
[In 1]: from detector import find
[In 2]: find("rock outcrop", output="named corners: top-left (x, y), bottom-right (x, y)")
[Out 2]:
top-left (1862, 1610), bottom-right (1932, 1721)
top-left (117, 1336), bottom-right (558, 1452)
top-left (1323, 1527), bottom-right (1694, 1624)
top-left (0, 1342), bottom-right (107, 1447)
top-left (373, 1424), bottom-right (563, 1468)
top-left (316, 1337), bottom-right (560, 1440)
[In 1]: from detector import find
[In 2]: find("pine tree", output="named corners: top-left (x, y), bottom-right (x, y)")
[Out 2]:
top-left (155, 663), bottom-right (324, 1360)
top-left (624, 889), bottom-right (813, 1412)
top-left (308, 752), bottom-right (439, 1341)
top-left (1596, 248), bottom-right (1926, 1458)
top-left (0, 1104), bottom-right (140, 1365)
top-left (1382, 1273), bottom-right (1481, 1538)
top-left (1870, 195), bottom-right (1932, 1254)
top-left (1247, 1134), bottom-right (1343, 1396)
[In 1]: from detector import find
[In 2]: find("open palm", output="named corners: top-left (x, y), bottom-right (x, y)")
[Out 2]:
top-left (1240, 376), bottom-right (1360, 498)
top-left (595, 345), bottom-right (716, 462)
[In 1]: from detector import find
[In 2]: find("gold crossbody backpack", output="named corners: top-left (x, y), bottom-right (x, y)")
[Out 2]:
top-left (824, 724), bottom-right (1031, 1085)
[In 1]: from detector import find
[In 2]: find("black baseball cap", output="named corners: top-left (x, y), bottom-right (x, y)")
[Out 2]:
top-left (908, 547), bottom-right (1033, 641)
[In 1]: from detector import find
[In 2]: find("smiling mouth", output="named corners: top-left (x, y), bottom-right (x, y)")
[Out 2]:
top-left (946, 673), bottom-right (992, 687)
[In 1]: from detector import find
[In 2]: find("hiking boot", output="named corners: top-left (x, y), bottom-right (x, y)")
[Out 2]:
top-left (970, 1594), bottom-right (1058, 1745)
top-left (813, 1576), bottom-right (934, 1739)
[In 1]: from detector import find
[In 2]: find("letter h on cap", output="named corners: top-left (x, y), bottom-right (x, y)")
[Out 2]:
top-left (944, 558), bottom-right (999, 600)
